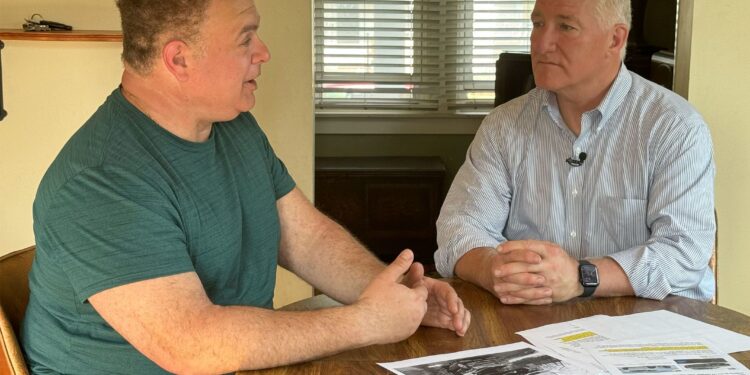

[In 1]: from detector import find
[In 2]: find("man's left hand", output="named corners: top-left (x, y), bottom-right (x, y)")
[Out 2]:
top-left (499, 241), bottom-right (582, 303)
top-left (402, 262), bottom-right (471, 336)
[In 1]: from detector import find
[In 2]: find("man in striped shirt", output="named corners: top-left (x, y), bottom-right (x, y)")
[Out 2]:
top-left (435, 0), bottom-right (715, 304)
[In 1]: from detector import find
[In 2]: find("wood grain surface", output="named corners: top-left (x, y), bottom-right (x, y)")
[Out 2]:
top-left (241, 279), bottom-right (750, 374)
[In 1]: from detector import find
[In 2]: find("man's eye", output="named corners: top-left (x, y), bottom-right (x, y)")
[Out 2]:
top-left (531, 20), bottom-right (543, 28)
top-left (560, 24), bottom-right (575, 31)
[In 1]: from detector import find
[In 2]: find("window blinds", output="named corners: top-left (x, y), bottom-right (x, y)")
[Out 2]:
top-left (314, 0), bottom-right (534, 113)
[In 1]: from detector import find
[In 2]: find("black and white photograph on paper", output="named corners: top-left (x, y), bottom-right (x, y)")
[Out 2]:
top-left (379, 342), bottom-right (593, 375)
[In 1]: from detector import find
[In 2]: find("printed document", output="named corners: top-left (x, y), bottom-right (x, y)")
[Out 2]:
top-left (574, 310), bottom-right (750, 354)
top-left (379, 342), bottom-right (596, 375)
top-left (518, 316), bottom-right (615, 373)
top-left (587, 339), bottom-right (750, 374)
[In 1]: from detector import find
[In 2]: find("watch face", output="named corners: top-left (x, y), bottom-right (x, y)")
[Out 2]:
top-left (580, 264), bottom-right (599, 287)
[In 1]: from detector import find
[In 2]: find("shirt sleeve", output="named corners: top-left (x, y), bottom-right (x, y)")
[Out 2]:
top-left (261, 133), bottom-right (296, 199)
top-left (35, 166), bottom-right (195, 303)
top-left (434, 112), bottom-right (512, 277)
top-left (608, 114), bottom-right (716, 301)
top-left (245, 113), bottom-right (296, 199)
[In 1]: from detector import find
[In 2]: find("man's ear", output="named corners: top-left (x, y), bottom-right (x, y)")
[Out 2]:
top-left (162, 40), bottom-right (190, 82)
top-left (610, 24), bottom-right (629, 56)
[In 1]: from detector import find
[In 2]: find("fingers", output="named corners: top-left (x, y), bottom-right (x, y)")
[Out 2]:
top-left (419, 279), bottom-right (472, 336)
top-left (411, 261), bottom-right (425, 278)
top-left (459, 309), bottom-right (471, 336)
top-left (500, 294), bottom-right (553, 305)
top-left (497, 272), bottom-right (546, 288)
top-left (499, 240), bottom-right (558, 253)
top-left (436, 283), bottom-right (464, 332)
top-left (403, 261), bottom-right (425, 288)
top-left (449, 292), bottom-right (459, 314)
top-left (434, 297), bottom-right (470, 336)
top-left (429, 278), bottom-right (459, 314)
top-left (494, 261), bottom-right (544, 278)
top-left (413, 281), bottom-right (429, 301)
top-left (493, 280), bottom-right (544, 295)
top-left (499, 240), bottom-right (565, 260)
top-left (453, 298), bottom-right (470, 336)
top-left (497, 286), bottom-right (552, 305)
top-left (380, 249), bottom-right (416, 282)
top-left (492, 246), bottom-right (544, 280)
top-left (496, 246), bottom-right (542, 265)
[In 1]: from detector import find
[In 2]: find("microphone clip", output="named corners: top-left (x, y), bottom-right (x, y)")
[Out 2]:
top-left (566, 152), bottom-right (587, 167)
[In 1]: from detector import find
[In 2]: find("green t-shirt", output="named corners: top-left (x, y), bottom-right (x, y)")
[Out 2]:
top-left (22, 88), bottom-right (296, 374)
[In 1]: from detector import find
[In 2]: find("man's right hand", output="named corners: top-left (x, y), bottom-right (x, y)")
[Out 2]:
top-left (491, 241), bottom-right (570, 304)
top-left (456, 241), bottom-right (557, 305)
top-left (354, 249), bottom-right (429, 345)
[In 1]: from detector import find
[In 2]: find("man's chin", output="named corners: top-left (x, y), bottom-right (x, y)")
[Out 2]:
top-left (531, 75), bottom-right (562, 92)
top-left (242, 101), bottom-right (256, 113)
top-left (234, 97), bottom-right (256, 114)
top-left (214, 107), bottom-right (252, 123)
top-left (243, 94), bottom-right (256, 111)
top-left (533, 81), bottom-right (556, 92)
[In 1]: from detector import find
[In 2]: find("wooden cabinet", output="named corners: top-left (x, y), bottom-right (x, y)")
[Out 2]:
top-left (315, 157), bottom-right (445, 268)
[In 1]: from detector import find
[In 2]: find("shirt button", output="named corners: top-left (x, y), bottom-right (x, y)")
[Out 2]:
top-left (572, 189), bottom-right (578, 197)
top-left (575, 147), bottom-right (581, 154)
top-left (570, 231), bottom-right (577, 238)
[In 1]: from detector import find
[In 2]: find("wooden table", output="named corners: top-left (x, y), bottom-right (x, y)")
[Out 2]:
top-left (241, 279), bottom-right (750, 374)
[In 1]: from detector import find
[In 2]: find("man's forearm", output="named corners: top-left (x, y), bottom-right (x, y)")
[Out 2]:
top-left (92, 253), bottom-right (430, 375)
top-left (280, 214), bottom-right (385, 304)
top-left (454, 247), bottom-right (495, 292)
top-left (587, 257), bottom-right (634, 297)
top-left (179, 304), bottom-right (374, 373)
top-left (277, 188), bottom-right (386, 304)
top-left (90, 273), bottom-right (382, 374)
top-left (303, 223), bottom-right (385, 302)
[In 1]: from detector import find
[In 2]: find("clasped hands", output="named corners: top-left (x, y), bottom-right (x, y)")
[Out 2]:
top-left (485, 240), bottom-right (584, 305)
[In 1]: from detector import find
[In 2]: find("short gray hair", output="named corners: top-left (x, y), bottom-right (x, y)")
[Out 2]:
top-left (591, 0), bottom-right (631, 60)
top-left (592, 0), bottom-right (632, 29)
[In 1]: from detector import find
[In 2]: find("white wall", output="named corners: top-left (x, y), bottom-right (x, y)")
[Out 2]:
top-left (686, 0), bottom-right (750, 315)
top-left (251, 1), bottom-right (315, 307)
top-left (0, 0), bottom-right (314, 307)
top-left (0, 41), bottom-right (123, 250)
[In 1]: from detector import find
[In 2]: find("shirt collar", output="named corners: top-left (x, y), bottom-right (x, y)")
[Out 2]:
top-left (594, 63), bottom-right (632, 131)
top-left (541, 63), bottom-right (632, 133)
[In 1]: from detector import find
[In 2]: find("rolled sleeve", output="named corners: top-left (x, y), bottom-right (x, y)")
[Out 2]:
top-left (435, 114), bottom-right (512, 277)
top-left (611, 116), bottom-right (715, 301)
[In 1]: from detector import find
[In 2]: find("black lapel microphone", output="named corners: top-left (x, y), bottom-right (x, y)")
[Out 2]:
top-left (566, 152), bottom-right (587, 167)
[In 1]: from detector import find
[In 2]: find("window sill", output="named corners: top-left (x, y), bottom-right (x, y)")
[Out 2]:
top-left (315, 109), bottom-right (488, 119)
top-left (315, 113), bottom-right (484, 135)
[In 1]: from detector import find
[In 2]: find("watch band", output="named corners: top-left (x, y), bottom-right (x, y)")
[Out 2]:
top-left (579, 260), bottom-right (599, 298)
top-left (580, 283), bottom-right (597, 298)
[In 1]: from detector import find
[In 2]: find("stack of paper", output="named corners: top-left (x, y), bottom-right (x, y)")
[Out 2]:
top-left (517, 310), bottom-right (750, 374)
top-left (379, 310), bottom-right (750, 375)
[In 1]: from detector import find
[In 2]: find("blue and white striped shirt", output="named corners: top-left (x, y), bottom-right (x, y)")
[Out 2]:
top-left (435, 65), bottom-right (716, 301)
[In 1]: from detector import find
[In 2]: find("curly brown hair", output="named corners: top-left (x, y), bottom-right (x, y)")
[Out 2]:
top-left (116, 0), bottom-right (212, 74)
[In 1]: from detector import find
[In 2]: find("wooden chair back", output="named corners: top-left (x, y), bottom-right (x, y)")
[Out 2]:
top-left (0, 246), bottom-right (35, 375)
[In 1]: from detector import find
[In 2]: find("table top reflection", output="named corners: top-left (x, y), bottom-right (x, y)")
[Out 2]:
top-left (240, 279), bottom-right (750, 374)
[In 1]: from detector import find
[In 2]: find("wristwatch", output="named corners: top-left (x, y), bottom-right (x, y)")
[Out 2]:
top-left (578, 260), bottom-right (599, 298)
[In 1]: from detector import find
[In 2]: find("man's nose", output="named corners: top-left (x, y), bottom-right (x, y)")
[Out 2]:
top-left (531, 26), bottom-right (556, 54)
top-left (252, 36), bottom-right (271, 64)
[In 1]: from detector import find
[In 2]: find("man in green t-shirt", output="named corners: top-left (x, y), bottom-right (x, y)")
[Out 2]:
top-left (21, 0), bottom-right (471, 374)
